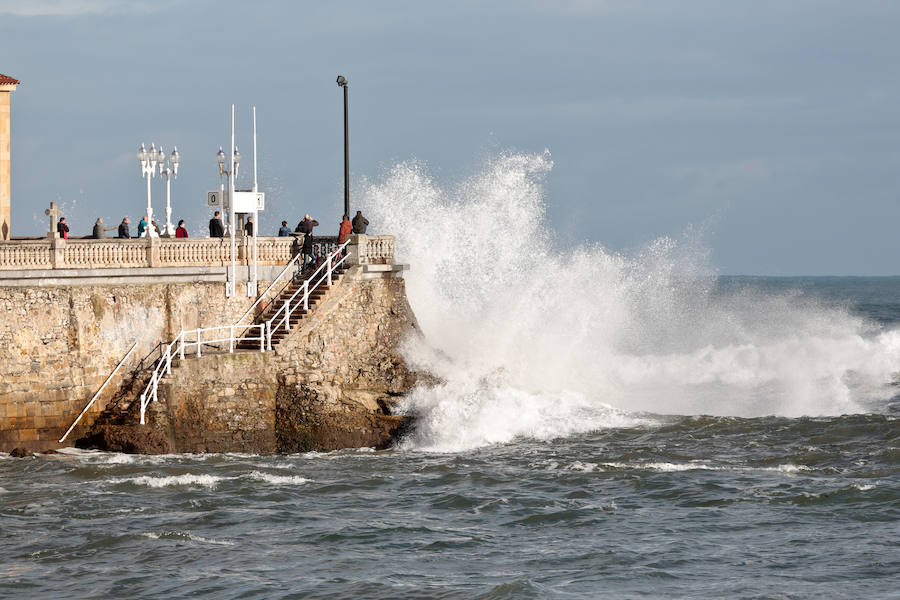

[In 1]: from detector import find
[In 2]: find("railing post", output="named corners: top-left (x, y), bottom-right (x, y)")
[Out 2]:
top-left (179, 334), bottom-right (185, 360)
top-left (197, 329), bottom-right (202, 358)
top-left (267, 321), bottom-right (272, 351)
top-left (327, 252), bottom-right (333, 286)
top-left (165, 347), bottom-right (172, 375)
top-left (303, 280), bottom-right (309, 310)
top-left (259, 324), bottom-right (265, 353)
top-left (140, 394), bottom-right (146, 425)
top-left (229, 325), bottom-right (235, 353)
top-left (284, 300), bottom-right (290, 332)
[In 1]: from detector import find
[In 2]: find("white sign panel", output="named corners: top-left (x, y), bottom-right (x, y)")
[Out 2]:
top-left (232, 191), bottom-right (265, 212)
top-left (207, 191), bottom-right (223, 207)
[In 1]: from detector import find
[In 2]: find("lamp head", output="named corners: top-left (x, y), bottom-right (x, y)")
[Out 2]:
top-left (336, 75), bottom-right (347, 87)
top-left (216, 146), bottom-right (226, 176)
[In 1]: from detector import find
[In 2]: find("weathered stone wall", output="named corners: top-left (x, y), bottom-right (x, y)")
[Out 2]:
top-left (124, 267), bottom-right (419, 454)
top-left (0, 280), bottom-right (271, 452)
top-left (156, 352), bottom-right (277, 453)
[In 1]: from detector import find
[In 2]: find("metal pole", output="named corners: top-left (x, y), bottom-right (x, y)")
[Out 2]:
top-left (165, 173), bottom-right (172, 236)
top-left (145, 173), bottom-right (152, 234)
top-left (229, 104), bottom-right (236, 297)
top-left (251, 106), bottom-right (258, 297)
top-left (343, 84), bottom-right (349, 219)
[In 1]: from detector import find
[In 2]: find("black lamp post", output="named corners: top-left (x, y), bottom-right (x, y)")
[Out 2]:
top-left (336, 75), bottom-right (350, 219)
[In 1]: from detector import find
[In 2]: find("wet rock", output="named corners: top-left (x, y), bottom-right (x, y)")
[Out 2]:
top-left (9, 447), bottom-right (33, 458)
top-left (75, 424), bottom-right (173, 455)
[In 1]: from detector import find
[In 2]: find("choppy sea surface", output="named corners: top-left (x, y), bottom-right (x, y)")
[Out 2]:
top-left (2, 276), bottom-right (900, 599)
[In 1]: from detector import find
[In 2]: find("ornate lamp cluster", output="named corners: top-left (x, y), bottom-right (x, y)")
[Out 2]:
top-left (136, 143), bottom-right (180, 237)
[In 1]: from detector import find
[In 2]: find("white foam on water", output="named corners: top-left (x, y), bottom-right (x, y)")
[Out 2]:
top-left (361, 151), bottom-right (900, 452)
top-left (851, 482), bottom-right (876, 491)
top-left (123, 474), bottom-right (224, 488)
top-left (141, 531), bottom-right (235, 546)
top-left (246, 471), bottom-right (310, 485)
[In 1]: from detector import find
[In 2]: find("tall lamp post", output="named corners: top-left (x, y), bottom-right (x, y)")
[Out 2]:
top-left (136, 143), bottom-right (162, 237)
top-left (337, 75), bottom-right (349, 218)
top-left (158, 146), bottom-right (181, 236)
top-left (216, 109), bottom-right (241, 297)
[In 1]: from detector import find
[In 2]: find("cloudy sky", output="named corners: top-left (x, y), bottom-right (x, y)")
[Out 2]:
top-left (1, 0), bottom-right (899, 274)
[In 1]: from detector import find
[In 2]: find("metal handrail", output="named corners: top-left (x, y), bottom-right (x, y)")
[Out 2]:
top-left (136, 240), bottom-right (349, 424)
top-left (234, 252), bottom-right (302, 326)
top-left (264, 241), bottom-right (349, 349)
top-left (58, 341), bottom-right (138, 442)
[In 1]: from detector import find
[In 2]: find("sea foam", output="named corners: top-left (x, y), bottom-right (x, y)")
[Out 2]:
top-left (362, 151), bottom-right (900, 451)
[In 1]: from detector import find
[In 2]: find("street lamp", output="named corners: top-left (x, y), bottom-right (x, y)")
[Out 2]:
top-left (158, 146), bottom-right (180, 236)
top-left (215, 144), bottom-right (241, 233)
top-left (337, 74), bottom-right (349, 219)
top-left (136, 142), bottom-right (161, 237)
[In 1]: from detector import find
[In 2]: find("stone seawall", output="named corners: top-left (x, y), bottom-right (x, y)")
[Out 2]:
top-left (0, 279), bottom-right (273, 452)
top-left (87, 268), bottom-right (419, 454)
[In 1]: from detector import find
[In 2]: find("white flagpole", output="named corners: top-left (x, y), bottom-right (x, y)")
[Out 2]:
top-left (251, 106), bottom-right (259, 297)
top-left (229, 103), bottom-right (236, 297)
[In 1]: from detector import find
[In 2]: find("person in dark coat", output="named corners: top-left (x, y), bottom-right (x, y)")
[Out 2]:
top-left (209, 211), bottom-right (225, 238)
top-left (295, 214), bottom-right (318, 235)
top-left (118, 217), bottom-right (131, 239)
top-left (175, 220), bottom-right (189, 238)
top-left (338, 214), bottom-right (352, 244)
top-left (278, 220), bottom-right (292, 236)
top-left (57, 217), bottom-right (69, 240)
top-left (92, 217), bottom-right (116, 239)
top-left (301, 227), bottom-right (315, 269)
top-left (244, 216), bottom-right (255, 237)
top-left (351, 210), bottom-right (369, 234)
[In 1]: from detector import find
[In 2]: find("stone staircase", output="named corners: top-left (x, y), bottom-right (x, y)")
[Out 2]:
top-left (76, 263), bottom-right (347, 446)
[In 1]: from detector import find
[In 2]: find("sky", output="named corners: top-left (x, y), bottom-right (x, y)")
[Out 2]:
top-left (1, 0), bottom-right (899, 275)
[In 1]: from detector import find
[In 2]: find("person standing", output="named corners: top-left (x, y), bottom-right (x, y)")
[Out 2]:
top-left (175, 220), bottom-right (189, 238)
top-left (338, 214), bottom-right (352, 244)
top-left (295, 214), bottom-right (318, 235)
top-left (57, 217), bottom-right (69, 240)
top-left (117, 217), bottom-right (131, 239)
top-left (278, 220), bottom-right (292, 236)
top-left (351, 210), bottom-right (369, 234)
top-left (209, 211), bottom-right (225, 238)
top-left (137, 216), bottom-right (148, 238)
top-left (244, 216), bottom-right (255, 237)
top-left (92, 217), bottom-right (115, 239)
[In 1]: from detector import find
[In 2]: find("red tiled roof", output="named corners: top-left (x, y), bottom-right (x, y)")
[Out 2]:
top-left (0, 74), bottom-right (20, 85)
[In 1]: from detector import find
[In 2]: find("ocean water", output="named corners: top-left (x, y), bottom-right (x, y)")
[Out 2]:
top-left (3, 154), bottom-right (899, 598)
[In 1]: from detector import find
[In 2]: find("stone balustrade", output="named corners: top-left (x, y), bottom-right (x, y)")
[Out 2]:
top-left (350, 234), bottom-right (395, 265)
top-left (0, 234), bottom-right (397, 271)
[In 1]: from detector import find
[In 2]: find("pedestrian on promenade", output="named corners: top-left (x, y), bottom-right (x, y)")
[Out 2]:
top-left (302, 227), bottom-right (315, 269)
top-left (244, 216), bottom-right (255, 237)
top-left (57, 217), bottom-right (69, 240)
top-left (92, 217), bottom-right (116, 239)
top-left (175, 220), bottom-right (189, 238)
top-left (352, 210), bottom-right (369, 234)
top-left (151, 220), bottom-right (161, 236)
top-left (118, 217), bottom-right (131, 239)
top-left (338, 214), bottom-right (352, 244)
top-left (295, 214), bottom-right (319, 235)
top-left (278, 220), bottom-right (292, 236)
top-left (137, 216), bottom-right (147, 238)
top-left (209, 211), bottom-right (225, 238)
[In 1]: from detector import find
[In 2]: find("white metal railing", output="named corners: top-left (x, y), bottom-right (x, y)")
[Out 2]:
top-left (264, 241), bottom-right (350, 350)
top-left (58, 341), bottom-right (138, 442)
top-left (235, 251), bottom-right (302, 326)
top-left (138, 323), bottom-right (267, 423)
top-left (136, 240), bottom-right (350, 424)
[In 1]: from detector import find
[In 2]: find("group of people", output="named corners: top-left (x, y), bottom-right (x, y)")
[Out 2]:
top-left (55, 210), bottom-right (370, 248)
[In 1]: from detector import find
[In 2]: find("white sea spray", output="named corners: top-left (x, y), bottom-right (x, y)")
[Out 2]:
top-left (362, 151), bottom-right (900, 451)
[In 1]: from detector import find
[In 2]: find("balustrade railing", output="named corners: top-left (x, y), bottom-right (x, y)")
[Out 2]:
top-left (0, 236), bottom-right (300, 271)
